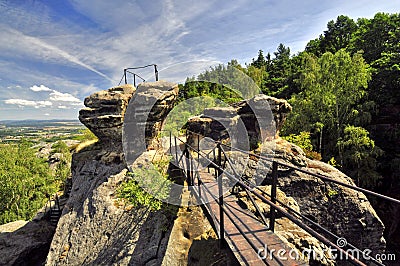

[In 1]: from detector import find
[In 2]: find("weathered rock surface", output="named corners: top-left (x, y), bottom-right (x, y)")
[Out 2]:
top-left (234, 137), bottom-right (386, 264)
top-left (4, 80), bottom-right (384, 266)
top-left (45, 143), bottom-right (172, 265)
top-left (186, 98), bottom-right (385, 264)
top-left (187, 94), bottom-right (292, 149)
top-left (79, 84), bottom-right (135, 144)
top-left (128, 81), bottom-right (179, 149)
top-left (233, 94), bottom-right (292, 137)
top-left (0, 213), bottom-right (55, 266)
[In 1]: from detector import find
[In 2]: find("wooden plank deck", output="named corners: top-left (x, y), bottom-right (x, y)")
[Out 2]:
top-left (192, 170), bottom-right (306, 266)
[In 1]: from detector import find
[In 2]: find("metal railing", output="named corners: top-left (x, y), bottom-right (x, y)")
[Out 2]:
top-left (118, 64), bottom-right (159, 87)
top-left (165, 130), bottom-right (400, 266)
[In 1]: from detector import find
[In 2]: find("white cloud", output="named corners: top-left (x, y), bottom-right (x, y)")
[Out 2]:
top-left (5, 99), bottom-right (53, 108)
top-left (49, 90), bottom-right (81, 103)
top-left (30, 84), bottom-right (52, 92)
top-left (3, 84), bottom-right (83, 113)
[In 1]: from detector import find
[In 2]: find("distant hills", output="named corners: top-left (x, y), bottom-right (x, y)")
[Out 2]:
top-left (0, 119), bottom-right (81, 127)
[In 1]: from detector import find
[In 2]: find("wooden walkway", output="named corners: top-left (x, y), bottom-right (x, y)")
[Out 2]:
top-left (191, 171), bottom-right (305, 266)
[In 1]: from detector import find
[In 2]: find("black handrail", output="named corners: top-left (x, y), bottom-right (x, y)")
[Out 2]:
top-left (118, 64), bottom-right (158, 86)
top-left (186, 129), bottom-right (400, 206)
top-left (169, 133), bottom-right (367, 265)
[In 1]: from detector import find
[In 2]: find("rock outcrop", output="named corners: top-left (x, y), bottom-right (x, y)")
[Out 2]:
top-left (186, 101), bottom-right (386, 264)
top-left (186, 94), bottom-right (292, 149)
top-left (46, 81), bottom-right (236, 265)
top-left (6, 80), bottom-right (384, 265)
top-left (233, 94), bottom-right (292, 137)
top-left (79, 84), bottom-right (135, 144)
top-left (231, 138), bottom-right (386, 264)
top-left (0, 212), bottom-right (56, 266)
top-left (124, 81), bottom-right (179, 150)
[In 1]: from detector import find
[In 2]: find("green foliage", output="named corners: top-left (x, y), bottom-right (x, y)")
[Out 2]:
top-left (283, 49), bottom-right (371, 159)
top-left (0, 141), bottom-right (57, 224)
top-left (175, 11), bottom-right (399, 191)
top-left (196, 63), bottom-right (260, 100)
top-left (73, 128), bottom-right (98, 142)
top-left (51, 141), bottom-right (72, 189)
top-left (306, 15), bottom-right (357, 55)
top-left (118, 177), bottom-right (163, 211)
top-left (283, 131), bottom-right (313, 151)
top-left (118, 160), bottom-right (172, 211)
top-left (163, 94), bottom-right (223, 136)
top-left (328, 157), bottom-right (337, 167)
top-left (327, 189), bottom-right (339, 198)
top-left (337, 126), bottom-right (383, 187)
top-left (282, 132), bottom-right (322, 160)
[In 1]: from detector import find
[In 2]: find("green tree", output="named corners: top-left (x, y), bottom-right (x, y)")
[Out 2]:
top-left (0, 142), bottom-right (57, 224)
top-left (251, 50), bottom-right (267, 69)
top-left (283, 49), bottom-right (372, 159)
top-left (337, 126), bottom-right (383, 187)
top-left (265, 43), bottom-right (293, 97)
top-left (306, 15), bottom-right (357, 55)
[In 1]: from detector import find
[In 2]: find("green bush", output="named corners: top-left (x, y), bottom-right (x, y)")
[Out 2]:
top-left (0, 141), bottom-right (57, 224)
top-left (118, 160), bottom-right (172, 211)
top-left (282, 131), bottom-right (321, 160)
top-left (51, 141), bottom-right (72, 189)
top-left (73, 128), bottom-right (98, 142)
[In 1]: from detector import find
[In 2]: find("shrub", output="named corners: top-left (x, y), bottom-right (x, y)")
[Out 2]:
top-left (118, 159), bottom-right (172, 211)
top-left (0, 141), bottom-right (57, 224)
top-left (282, 132), bottom-right (321, 160)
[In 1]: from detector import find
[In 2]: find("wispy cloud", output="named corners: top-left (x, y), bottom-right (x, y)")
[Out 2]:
top-left (5, 99), bottom-right (53, 108)
top-left (4, 85), bottom-right (83, 110)
top-left (1, 0), bottom-right (399, 120)
top-left (0, 26), bottom-right (113, 82)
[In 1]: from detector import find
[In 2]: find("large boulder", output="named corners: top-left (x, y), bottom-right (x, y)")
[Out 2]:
top-left (233, 94), bottom-right (292, 138)
top-left (187, 94), bottom-right (292, 149)
top-left (129, 81), bottom-right (179, 149)
top-left (79, 84), bottom-right (135, 145)
top-left (0, 213), bottom-right (55, 266)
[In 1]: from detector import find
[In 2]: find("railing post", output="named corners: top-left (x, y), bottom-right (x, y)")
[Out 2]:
top-left (55, 194), bottom-right (60, 210)
top-left (169, 131), bottom-right (172, 156)
top-left (197, 134), bottom-right (200, 161)
top-left (213, 148), bottom-right (217, 177)
top-left (133, 74), bottom-right (136, 87)
top-left (154, 64), bottom-right (159, 81)
top-left (190, 156), bottom-right (194, 186)
top-left (270, 161), bottom-right (278, 232)
top-left (185, 147), bottom-right (191, 186)
top-left (174, 136), bottom-right (178, 164)
top-left (217, 144), bottom-right (225, 248)
top-left (124, 69), bottom-right (127, 84)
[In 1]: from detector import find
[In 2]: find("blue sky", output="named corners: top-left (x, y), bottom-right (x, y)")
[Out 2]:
top-left (0, 0), bottom-right (399, 120)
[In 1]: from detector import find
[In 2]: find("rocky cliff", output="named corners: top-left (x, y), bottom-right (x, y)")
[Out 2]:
top-left (1, 80), bottom-right (386, 265)
top-left (44, 81), bottom-right (237, 265)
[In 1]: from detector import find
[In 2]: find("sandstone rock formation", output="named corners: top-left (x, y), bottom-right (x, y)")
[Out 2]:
top-left (0, 211), bottom-right (56, 266)
top-left (186, 94), bottom-right (292, 149)
top-left (3, 80), bottom-right (385, 266)
top-left (46, 81), bottom-right (235, 265)
top-left (232, 94), bottom-right (292, 137)
top-left (186, 103), bottom-right (386, 264)
top-left (123, 81), bottom-right (179, 151)
top-left (79, 84), bottom-right (135, 144)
